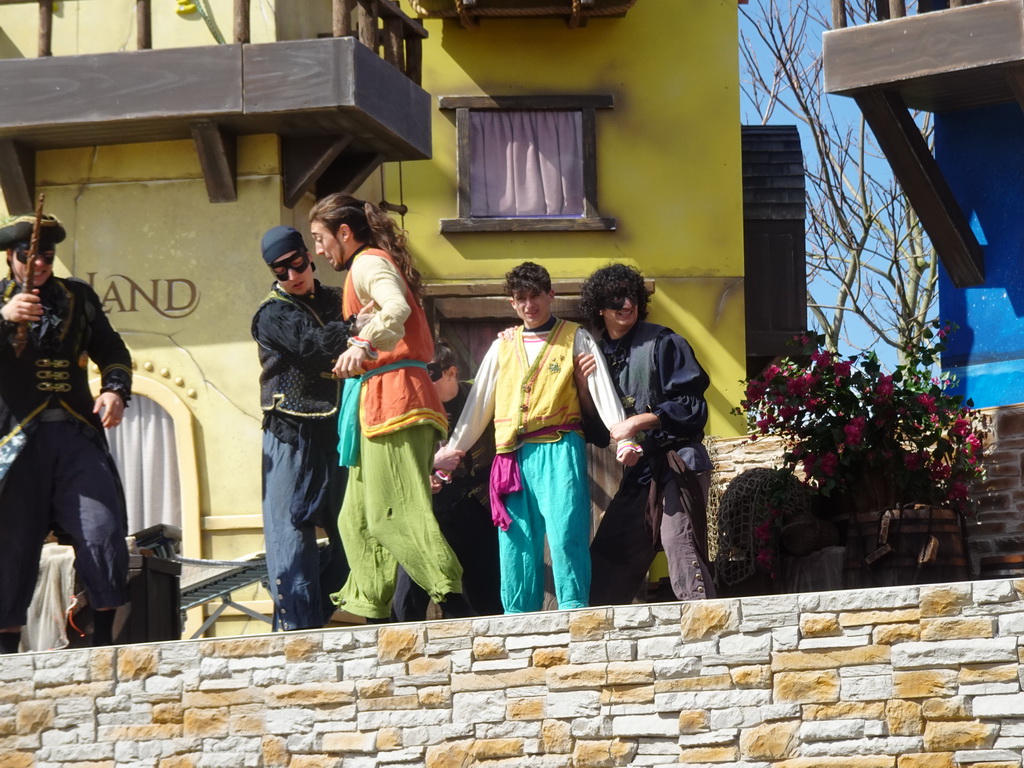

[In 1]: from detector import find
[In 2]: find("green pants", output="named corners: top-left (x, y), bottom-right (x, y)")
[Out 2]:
top-left (331, 423), bottom-right (463, 618)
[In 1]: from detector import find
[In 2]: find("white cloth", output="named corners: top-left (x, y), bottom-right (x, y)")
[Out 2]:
top-left (23, 543), bottom-right (77, 652)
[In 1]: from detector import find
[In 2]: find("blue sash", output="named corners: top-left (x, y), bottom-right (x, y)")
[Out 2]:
top-left (337, 360), bottom-right (428, 467)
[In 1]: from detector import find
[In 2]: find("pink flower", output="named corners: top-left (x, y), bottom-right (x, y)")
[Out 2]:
top-left (812, 349), bottom-right (834, 367)
top-left (916, 394), bottom-right (937, 413)
top-left (949, 481), bottom-right (969, 501)
top-left (966, 433), bottom-right (982, 454)
top-left (833, 361), bottom-right (852, 379)
top-left (950, 418), bottom-right (970, 438)
top-left (875, 375), bottom-right (894, 401)
top-left (843, 416), bottom-right (867, 447)
top-left (819, 452), bottom-right (839, 477)
top-left (746, 380), bottom-right (767, 403)
top-left (763, 365), bottom-right (781, 383)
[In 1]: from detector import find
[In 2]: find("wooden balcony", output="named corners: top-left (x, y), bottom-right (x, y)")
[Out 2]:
top-left (821, 0), bottom-right (1022, 287)
top-left (0, 0), bottom-right (431, 211)
top-left (404, 0), bottom-right (639, 29)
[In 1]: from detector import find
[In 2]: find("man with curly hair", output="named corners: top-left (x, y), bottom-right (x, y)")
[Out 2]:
top-left (578, 263), bottom-right (716, 604)
top-left (436, 262), bottom-right (640, 614)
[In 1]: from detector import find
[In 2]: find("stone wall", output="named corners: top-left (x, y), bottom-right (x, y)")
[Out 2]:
top-left (6, 580), bottom-right (1024, 767)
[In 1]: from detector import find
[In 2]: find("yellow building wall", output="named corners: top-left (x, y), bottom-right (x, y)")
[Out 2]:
top-left (395, 0), bottom-right (747, 438)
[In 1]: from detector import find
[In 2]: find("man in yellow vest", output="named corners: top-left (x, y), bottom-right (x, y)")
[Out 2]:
top-left (435, 262), bottom-right (641, 614)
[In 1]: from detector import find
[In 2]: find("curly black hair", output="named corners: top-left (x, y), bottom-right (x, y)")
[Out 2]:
top-left (579, 263), bottom-right (650, 331)
top-left (503, 261), bottom-right (551, 298)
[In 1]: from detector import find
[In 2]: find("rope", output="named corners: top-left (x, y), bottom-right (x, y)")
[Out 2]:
top-left (407, 0), bottom-right (639, 20)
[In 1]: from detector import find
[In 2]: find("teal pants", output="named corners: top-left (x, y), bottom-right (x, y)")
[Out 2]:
top-left (332, 423), bottom-right (463, 619)
top-left (500, 432), bottom-right (590, 613)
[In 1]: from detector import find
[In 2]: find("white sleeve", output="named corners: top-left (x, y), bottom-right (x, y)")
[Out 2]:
top-left (575, 327), bottom-right (628, 429)
top-left (446, 340), bottom-right (501, 452)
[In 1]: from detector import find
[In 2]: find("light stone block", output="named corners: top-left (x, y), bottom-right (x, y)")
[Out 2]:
top-left (452, 690), bottom-right (507, 723)
top-left (800, 719), bottom-right (865, 741)
top-left (610, 713), bottom-right (680, 737)
top-left (973, 580), bottom-right (1018, 604)
top-left (798, 635), bottom-right (870, 650)
top-left (841, 673), bottom-right (893, 701)
top-left (891, 637), bottom-right (1018, 668)
top-left (546, 690), bottom-right (601, 719)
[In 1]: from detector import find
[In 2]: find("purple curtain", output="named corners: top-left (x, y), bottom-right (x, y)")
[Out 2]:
top-left (469, 110), bottom-right (585, 217)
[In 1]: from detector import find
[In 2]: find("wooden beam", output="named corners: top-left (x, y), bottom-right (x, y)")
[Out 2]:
top-left (855, 90), bottom-right (984, 287)
top-left (315, 151), bottom-right (384, 199)
top-left (282, 135), bottom-right (353, 209)
top-left (334, 0), bottom-right (355, 36)
top-left (234, 0), bottom-right (250, 44)
top-left (0, 139), bottom-right (34, 214)
top-left (1007, 68), bottom-right (1024, 115)
top-left (439, 94), bottom-right (614, 111)
top-left (136, 0), bottom-right (152, 50)
top-left (190, 121), bottom-right (237, 204)
top-left (38, 0), bottom-right (51, 57)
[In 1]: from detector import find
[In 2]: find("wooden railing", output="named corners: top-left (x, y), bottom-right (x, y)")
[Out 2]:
top-left (832, 0), bottom-right (987, 30)
top-left (0, 0), bottom-right (426, 84)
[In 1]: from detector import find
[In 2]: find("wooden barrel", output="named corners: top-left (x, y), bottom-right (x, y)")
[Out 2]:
top-left (844, 506), bottom-right (970, 589)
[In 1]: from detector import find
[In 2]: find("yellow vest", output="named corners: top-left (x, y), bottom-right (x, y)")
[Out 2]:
top-left (494, 319), bottom-right (583, 454)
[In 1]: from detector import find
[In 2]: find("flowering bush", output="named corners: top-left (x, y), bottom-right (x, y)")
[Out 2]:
top-left (735, 322), bottom-right (985, 516)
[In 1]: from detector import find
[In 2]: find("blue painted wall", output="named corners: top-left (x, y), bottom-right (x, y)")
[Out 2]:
top-left (936, 103), bottom-right (1024, 408)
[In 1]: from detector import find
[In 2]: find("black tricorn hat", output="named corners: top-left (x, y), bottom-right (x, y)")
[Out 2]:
top-left (0, 213), bottom-right (66, 250)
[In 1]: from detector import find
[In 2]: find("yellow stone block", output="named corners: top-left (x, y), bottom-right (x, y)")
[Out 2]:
top-left (569, 609), bottom-right (613, 640)
top-left (152, 703), bottom-right (183, 724)
top-left (920, 617), bottom-right (994, 641)
top-left (355, 679), bottom-right (393, 699)
top-left (159, 757), bottom-right (198, 768)
top-left (200, 637), bottom-right (281, 658)
top-left (543, 719), bottom-right (574, 753)
top-left (873, 623), bottom-right (921, 645)
top-left (1013, 579), bottom-right (1024, 601)
top-left (546, 664), bottom-right (608, 689)
top-left (182, 689), bottom-right (263, 708)
top-left (739, 720), bottom-right (799, 759)
top-left (91, 648), bottom-right (115, 681)
top-left (377, 728), bottom-right (402, 750)
top-left (573, 738), bottom-right (638, 767)
top-left (893, 670), bottom-right (957, 699)
top-left (425, 740), bottom-right (473, 768)
top-left (284, 635), bottom-right (320, 662)
top-left (838, 609), bottom-right (921, 627)
top-left (409, 656), bottom-right (450, 676)
top-left (262, 735), bottom-right (290, 767)
top-left (654, 673), bottom-right (733, 692)
top-left (801, 613), bottom-right (841, 637)
top-left (533, 648), bottom-right (570, 668)
top-left (777, 758), bottom-right (894, 768)
top-left (773, 670), bottom-right (841, 704)
top-left (426, 621), bottom-right (471, 639)
top-left (678, 746), bottom-right (739, 763)
top-left (101, 724), bottom-right (184, 740)
top-left (919, 585), bottom-right (971, 618)
top-left (803, 702), bottom-right (884, 720)
top-left (419, 686), bottom-right (451, 708)
top-left (730, 665), bottom-right (772, 688)
top-left (0, 682), bottom-right (32, 705)
top-left (289, 757), bottom-right (343, 768)
top-left (508, 697), bottom-right (545, 720)
top-left (321, 731), bottom-right (376, 752)
top-left (229, 705), bottom-right (264, 736)
top-left (922, 696), bottom-right (971, 721)
top-left (357, 694), bottom-right (419, 711)
top-left (377, 626), bottom-right (425, 662)
top-left (116, 647), bottom-right (158, 680)
top-left (472, 738), bottom-right (524, 759)
top-left (264, 683), bottom-right (355, 706)
top-left (680, 601), bottom-right (739, 641)
top-left (606, 661), bottom-right (655, 686)
top-left (923, 721), bottom-right (997, 751)
top-left (451, 667), bottom-right (546, 691)
top-left (35, 682), bottom-right (115, 699)
top-left (885, 699), bottom-right (923, 736)
top-left (897, 753), bottom-right (954, 768)
top-left (958, 664), bottom-right (1018, 684)
top-left (472, 637), bottom-right (506, 660)
top-left (0, 753), bottom-right (34, 768)
top-left (183, 708), bottom-right (228, 737)
top-left (771, 645), bottom-right (890, 671)
top-left (16, 701), bottom-right (55, 734)
top-left (600, 685), bottom-right (654, 705)
top-left (679, 709), bottom-right (709, 733)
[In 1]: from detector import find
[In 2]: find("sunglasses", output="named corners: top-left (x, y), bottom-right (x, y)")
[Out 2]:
top-left (426, 362), bottom-right (444, 382)
top-left (602, 295), bottom-right (636, 311)
top-left (13, 245), bottom-right (56, 265)
top-left (270, 251), bottom-right (311, 279)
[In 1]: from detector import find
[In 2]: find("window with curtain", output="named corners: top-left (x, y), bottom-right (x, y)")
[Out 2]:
top-left (107, 394), bottom-right (182, 534)
top-left (439, 94), bottom-right (616, 233)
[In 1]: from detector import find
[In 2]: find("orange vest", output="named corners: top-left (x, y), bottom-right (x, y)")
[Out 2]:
top-left (343, 250), bottom-right (446, 438)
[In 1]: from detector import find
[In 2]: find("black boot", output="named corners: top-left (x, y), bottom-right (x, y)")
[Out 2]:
top-left (0, 631), bottom-right (21, 654)
top-left (439, 592), bottom-right (475, 620)
top-left (92, 610), bottom-right (116, 647)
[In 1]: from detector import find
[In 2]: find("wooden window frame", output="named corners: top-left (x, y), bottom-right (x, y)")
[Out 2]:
top-left (438, 94), bottom-right (616, 233)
